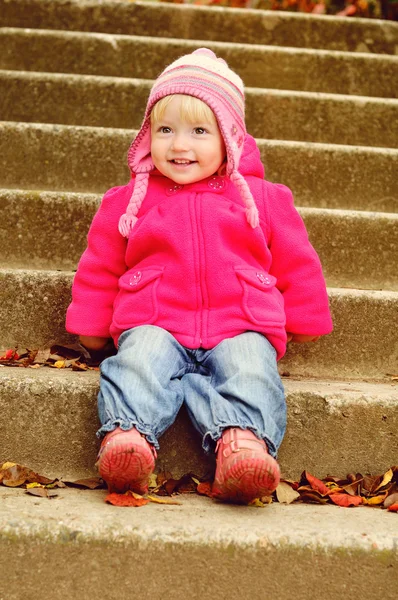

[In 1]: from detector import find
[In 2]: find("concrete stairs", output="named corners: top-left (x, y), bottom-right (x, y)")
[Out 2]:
top-left (0, 1), bottom-right (397, 597)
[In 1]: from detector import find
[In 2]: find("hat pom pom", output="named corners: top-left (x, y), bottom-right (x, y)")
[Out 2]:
top-left (246, 205), bottom-right (259, 229)
top-left (118, 214), bottom-right (138, 238)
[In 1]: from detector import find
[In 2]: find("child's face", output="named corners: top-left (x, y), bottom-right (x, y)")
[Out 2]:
top-left (150, 96), bottom-right (226, 185)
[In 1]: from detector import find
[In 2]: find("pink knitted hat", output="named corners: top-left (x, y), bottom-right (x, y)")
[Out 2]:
top-left (119, 48), bottom-right (259, 237)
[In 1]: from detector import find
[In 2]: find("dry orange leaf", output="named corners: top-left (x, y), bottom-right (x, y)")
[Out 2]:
top-left (387, 503), bottom-right (398, 512)
top-left (105, 492), bottom-right (149, 507)
top-left (303, 471), bottom-right (330, 496)
top-left (329, 493), bottom-right (362, 507)
top-left (197, 481), bottom-right (213, 498)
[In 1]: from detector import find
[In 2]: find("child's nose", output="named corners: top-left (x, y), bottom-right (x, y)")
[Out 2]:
top-left (171, 133), bottom-right (189, 152)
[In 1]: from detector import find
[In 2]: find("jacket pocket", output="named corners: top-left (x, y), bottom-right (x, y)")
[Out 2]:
top-left (235, 267), bottom-right (285, 327)
top-left (113, 267), bottom-right (164, 329)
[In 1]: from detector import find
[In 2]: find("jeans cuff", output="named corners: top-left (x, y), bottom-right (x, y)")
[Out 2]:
top-left (96, 420), bottom-right (160, 450)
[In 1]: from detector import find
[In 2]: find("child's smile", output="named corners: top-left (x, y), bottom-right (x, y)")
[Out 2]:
top-left (150, 95), bottom-right (226, 185)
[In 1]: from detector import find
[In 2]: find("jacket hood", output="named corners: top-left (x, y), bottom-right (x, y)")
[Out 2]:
top-left (238, 134), bottom-right (265, 179)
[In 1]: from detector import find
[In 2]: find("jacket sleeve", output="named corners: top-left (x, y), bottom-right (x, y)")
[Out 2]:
top-left (264, 182), bottom-right (333, 336)
top-left (65, 183), bottom-right (132, 337)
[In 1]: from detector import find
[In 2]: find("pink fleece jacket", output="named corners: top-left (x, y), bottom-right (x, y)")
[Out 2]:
top-left (66, 135), bottom-right (332, 359)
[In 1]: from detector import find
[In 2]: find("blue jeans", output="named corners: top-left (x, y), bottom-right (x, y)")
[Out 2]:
top-left (98, 326), bottom-right (286, 457)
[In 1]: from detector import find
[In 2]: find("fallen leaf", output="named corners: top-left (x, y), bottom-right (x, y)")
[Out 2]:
top-left (299, 491), bottom-right (329, 504)
top-left (329, 493), bottom-right (362, 507)
top-left (384, 493), bottom-right (398, 508)
top-left (375, 468), bottom-right (394, 491)
top-left (105, 492), bottom-right (149, 507)
top-left (303, 471), bottom-right (330, 496)
top-left (1, 464), bottom-right (31, 487)
top-left (63, 477), bottom-right (104, 489)
top-left (33, 348), bottom-right (51, 364)
top-left (259, 495), bottom-right (273, 504)
top-left (276, 481), bottom-right (300, 504)
top-left (248, 498), bottom-right (266, 507)
top-left (52, 360), bottom-right (66, 369)
top-left (387, 503), bottom-right (398, 512)
top-left (362, 474), bottom-right (382, 495)
top-left (26, 488), bottom-right (58, 499)
top-left (362, 493), bottom-right (388, 506)
top-left (147, 495), bottom-right (182, 505)
top-left (1, 462), bottom-right (16, 470)
top-left (197, 481), bottom-right (213, 498)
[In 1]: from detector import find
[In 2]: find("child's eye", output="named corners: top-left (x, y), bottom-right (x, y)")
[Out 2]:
top-left (194, 127), bottom-right (206, 135)
top-left (159, 126), bottom-right (171, 134)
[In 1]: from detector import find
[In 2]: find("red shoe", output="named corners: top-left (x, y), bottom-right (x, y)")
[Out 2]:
top-left (96, 427), bottom-right (157, 494)
top-left (212, 428), bottom-right (280, 504)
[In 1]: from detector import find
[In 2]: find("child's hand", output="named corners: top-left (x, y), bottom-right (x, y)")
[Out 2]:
top-left (286, 333), bottom-right (320, 343)
top-left (79, 335), bottom-right (109, 351)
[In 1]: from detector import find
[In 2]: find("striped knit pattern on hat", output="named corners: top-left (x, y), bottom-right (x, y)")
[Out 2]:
top-left (118, 48), bottom-right (259, 237)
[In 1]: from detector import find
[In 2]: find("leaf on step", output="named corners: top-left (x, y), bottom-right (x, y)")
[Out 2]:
top-left (275, 481), bottom-right (300, 504)
top-left (196, 481), bottom-right (213, 498)
top-left (302, 471), bottom-right (330, 496)
top-left (26, 487), bottom-right (58, 499)
top-left (387, 503), bottom-right (398, 512)
top-left (1, 463), bottom-right (32, 487)
top-left (299, 491), bottom-right (329, 504)
top-left (52, 360), bottom-right (66, 369)
top-left (33, 348), bottom-right (51, 364)
top-left (329, 493), bottom-right (362, 507)
top-left (147, 495), bottom-right (182, 505)
top-left (375, 468), bottom-right (394, 491)
top-left (63, 477), bottom-right (104, 489)
top-left (362, 493), bottom-right (388, 506)
top-left (105, 491), bottom-right (149, 507)
top-left (0, 349), bottom-right (20, 361)
top-left (259, 495), bottom-right (273, 504)
top-left (362, 474), bottom-right (382, 495)
top-left (248, 498), bottom-right (266, 508)
top-left (384, 492), bottom-right (398, 508)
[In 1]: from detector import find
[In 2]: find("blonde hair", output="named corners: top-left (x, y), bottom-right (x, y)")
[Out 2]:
top-left (150, 94), bottom-right (217, 125)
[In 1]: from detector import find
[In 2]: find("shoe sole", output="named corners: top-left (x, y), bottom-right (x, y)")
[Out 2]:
top-left (98, 437), bottom-right (155, 494)
top-left (212, 453), bottom-right (280, 504)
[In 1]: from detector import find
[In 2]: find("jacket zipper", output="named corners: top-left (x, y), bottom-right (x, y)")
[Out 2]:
top-left (194, 193), bottom-right (205, 347)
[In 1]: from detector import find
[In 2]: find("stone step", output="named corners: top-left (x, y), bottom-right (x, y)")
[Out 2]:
top-left (1, 122), bottom-right (396, 212)
top-left (2, 70), bottom-right (397, 149)
top-left (0, 367), bottom-right (396, 480)
top-left (1, 0), bottom-right (397, 55)
top-left (1, 488), bottom-right (397, 600)
top-left (1, 268), bottom-right (397, 379)
top-left (1, 189), bottom-right (397, 292)
top-left (1, 30), bottom-right (397, 99)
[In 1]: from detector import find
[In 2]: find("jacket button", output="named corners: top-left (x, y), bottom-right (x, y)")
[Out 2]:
top-left (256, 272), bottom-right (271, 285)
top-left (166, 184), bottom-right (184, 195)
top-left (208, 176), bottom-right (225, 190)
top-left (129, 271), bottom-right (142, 286)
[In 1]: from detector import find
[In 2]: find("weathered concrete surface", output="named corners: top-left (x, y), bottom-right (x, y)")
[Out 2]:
top-left (1, 122), bottom-right (396, 212)
top-left (0, 0), bottom-right (397, 55)
top-left (0, 269), bottom-right (397, 378)
top-left (0, 367), bottom-right (397, 480)
top-left (0, 489), bottom-right (397, 600)
top-left (2, 70), bottom-right (398, 148)
top-left (1, 30), bottom-right (397, 98)
top-left (299, 208), bottom-right (398, 291)
top-left (1, 191), bottom-right (397, 291)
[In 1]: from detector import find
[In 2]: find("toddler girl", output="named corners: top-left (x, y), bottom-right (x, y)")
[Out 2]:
top-left (66, 49), bottom-right (333, 503)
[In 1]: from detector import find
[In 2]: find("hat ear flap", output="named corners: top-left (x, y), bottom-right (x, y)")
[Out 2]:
top-left (118, 173), bottom-right (149, 237)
